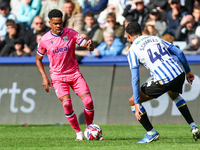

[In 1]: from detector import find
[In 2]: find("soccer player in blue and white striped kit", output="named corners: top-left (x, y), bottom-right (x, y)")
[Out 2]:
top-left (126, 22), bottom-right (200, 143)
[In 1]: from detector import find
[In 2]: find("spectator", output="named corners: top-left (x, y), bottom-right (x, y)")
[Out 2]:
top-left (32, 31), bottom-right (46, 56)
top-left (0, 1), bottom-right (17, 50)
top-left (121, 19), bottom-right (132, 55)
top-left (122, 19), bottom-right (131, 43)
top-left (75, 28), bottom-right (124, 57)
top-left (192, 6), bottom-right (200, 24)
top-left (23, 16), bottom-right (50, 56)
top-left (142, 27), bottom-right (150, 35)
top-left (62, 0), bottom-right (83, 33)
top-left (9, 38), bottom-right (29, 56)
top-left (0, 19), bottom-right (26, 56)
top-left (82, 11), bottom-right (101, 47)
top-left (144, 18), bottom-right (160, 36)
top-left (166, 0), bottom-right (188, 37)
top-left (39, 0), bottom-right (65, 27)
top-left (109, 0), bottom-right (132, 9)
top-left (82, 0), bottom-right (108, 15)
top-left (147, 8), bottom-right (167, 37)
top-left (161, 33), bottom-right (175, 43)
top-left (0, 0), bottom-right (10, 3)
top-left (146, 0), bottom-right (168, 22)
top-left (41, 0), bottom-right (46, 4)
top-left (142, 0), bottom-right (151, 6)
top-left (71, 0), bottom-right (82, 14)
top-left (97, 0), bottom-right (125, 29)
top-left (184, 0), bottom-right (199, 14)
top-left (98, 13), bottom-right (124, 44)
top-left (17, 0), bottom-right (42, 30)
top-left (122, 0), bottom-right (150, 30)
top-left (147, 0), bottom-right (168, 9)
top-left (92, 28), bottom-right (124, 57)
top-left (75, 0), bottom-right (84, 8)
top-left (175, 14), bottom-right (200, 43)
top-left (183, 34), bottom-right (200, 54)
top-left (10, 0), bottom-right (20, 17)
top-left (194, 0), bottom-right (200, 7)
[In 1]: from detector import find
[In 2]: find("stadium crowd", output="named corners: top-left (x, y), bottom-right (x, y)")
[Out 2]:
top-left (0, 0), bottom-right (200, 60)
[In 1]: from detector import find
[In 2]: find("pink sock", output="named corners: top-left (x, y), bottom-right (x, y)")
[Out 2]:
top-left (62, 99), bottom-right (81, 133)
top-left (81, 94), bottom-right (94, 126)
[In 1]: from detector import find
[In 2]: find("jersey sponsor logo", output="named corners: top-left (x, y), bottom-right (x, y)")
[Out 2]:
top-left (52, 45), bottom-right (69, 54)
top-left (135, 36), bottom-right (150, 45)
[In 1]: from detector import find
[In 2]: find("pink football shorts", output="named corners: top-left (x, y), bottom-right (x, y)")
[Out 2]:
top-left (51, 70), bottom-right (90, 98)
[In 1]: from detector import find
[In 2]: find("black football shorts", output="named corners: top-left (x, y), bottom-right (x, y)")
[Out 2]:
top-left (141, 73), bottom-right (185, 98)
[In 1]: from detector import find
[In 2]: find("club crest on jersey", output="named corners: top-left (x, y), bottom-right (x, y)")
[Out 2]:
top-left (63, 36), bottom-right (68, 42)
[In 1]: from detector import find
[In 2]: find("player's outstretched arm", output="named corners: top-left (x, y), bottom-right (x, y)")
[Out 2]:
top-left (36, 54), bottom-right (52, 93)
top-left (81, 39), bottom-right (94, 51)
top-left (166, 43), bottom-right (195, 85)
top-left (168, 45), bottom-right (191, 72)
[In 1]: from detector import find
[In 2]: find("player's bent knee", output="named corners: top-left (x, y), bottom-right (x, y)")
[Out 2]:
top-left (62, 99), bottom-right (72, 109)
top-left (168, 91), bottom-right (180, 100)
top-left (81, 94), bottom-right (94, 110)
top-left (84, 100), bottom-right (94, 110)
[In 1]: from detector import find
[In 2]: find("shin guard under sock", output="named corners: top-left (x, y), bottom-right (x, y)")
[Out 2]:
top-left (131, 105), bottom-right (153, 131)
top-left (173, 96), bottom-right (194, 124)
top-left (62, 99), bottom-right (81, 133)
top-left (81, 94), bottom-right (94, 126)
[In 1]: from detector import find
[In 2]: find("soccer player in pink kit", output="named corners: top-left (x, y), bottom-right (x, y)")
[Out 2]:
top-left (36, 9), bottom-right (103, 141)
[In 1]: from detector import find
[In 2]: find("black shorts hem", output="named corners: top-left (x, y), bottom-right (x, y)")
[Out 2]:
top-left (141, 73), bottom-right (185, 98)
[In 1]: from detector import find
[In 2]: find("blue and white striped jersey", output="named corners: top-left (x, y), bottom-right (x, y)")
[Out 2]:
top-left (127, 35), bottom-right (184, 85)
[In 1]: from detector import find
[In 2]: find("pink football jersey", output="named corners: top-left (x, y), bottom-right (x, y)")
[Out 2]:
top-left (37, 28), bottom-right (86, 78)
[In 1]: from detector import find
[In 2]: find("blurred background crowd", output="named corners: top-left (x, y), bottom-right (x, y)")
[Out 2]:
top-left (0, 0), bottom-right (200, 62)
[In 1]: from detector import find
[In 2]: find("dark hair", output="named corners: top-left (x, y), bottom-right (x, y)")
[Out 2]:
top-left (64, 0), bottom-right (74, 6)
top-left (64, 0), bottom-right (73, 4)
top-left (14, 38), bottom-right (24, 45)
top-left (37, 31), bottom-right (46, 36)
top-left (84, 11), bottom-right (94, 18)
top-left (48, 9), bottom-right (63, 19)
top-left (6, 19), bottom-right (15, 26)
top-left (193, 6), bottom-right (200, 11)
top-left (107, 12), bottom-right (116, 19)
top-left (125, 22), bottom-right (142, 36)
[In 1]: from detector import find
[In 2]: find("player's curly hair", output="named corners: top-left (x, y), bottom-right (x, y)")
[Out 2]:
top-left (125, 22), bottom-right (142, 36)
top-left (48, 9), bottom-right (63, 19)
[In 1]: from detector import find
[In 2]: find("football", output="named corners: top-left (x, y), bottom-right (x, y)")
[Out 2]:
top-left (84, 124), bottom-right (103, 140)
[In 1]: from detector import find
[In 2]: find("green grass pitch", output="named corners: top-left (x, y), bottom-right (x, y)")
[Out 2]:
top-left (0, 124), bottom-right (199, 150)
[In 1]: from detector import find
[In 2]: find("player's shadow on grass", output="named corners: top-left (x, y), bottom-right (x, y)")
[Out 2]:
top-left (157, 137), bottom-right (196, 143)
top-left (78, 112), bottom-right (86, 124)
